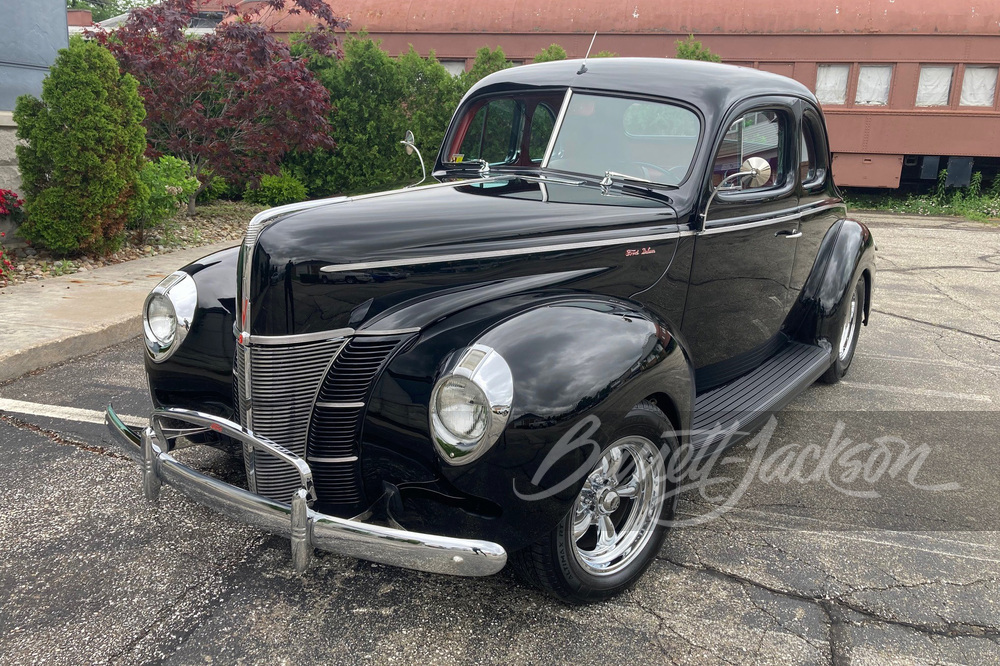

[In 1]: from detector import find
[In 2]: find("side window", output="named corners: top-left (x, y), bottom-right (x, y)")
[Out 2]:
top-left (528, 103), bottom-right (556, 162)
top-left (800, 112), bottom-right (828, 188)
top-left (456, 99), bottom-right (522, 165)
top-left (712, 110), bottom-right (786, 191)
top-left (799, 125), bottom-right (816, 183)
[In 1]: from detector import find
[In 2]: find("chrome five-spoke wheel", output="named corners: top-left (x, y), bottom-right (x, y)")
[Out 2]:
top-left (512, 401), bottom-right (676, 603)
top-left (570, 436), bottom-right (666, 576)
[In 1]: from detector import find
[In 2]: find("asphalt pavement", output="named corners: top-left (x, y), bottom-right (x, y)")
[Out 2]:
top-left (1, 212), bottom-right (1000, 664)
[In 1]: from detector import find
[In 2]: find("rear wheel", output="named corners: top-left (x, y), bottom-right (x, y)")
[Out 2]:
top-left (820, 276), bottom-right (865, 384)
top-left (513, 401), bottom-right (677, 603)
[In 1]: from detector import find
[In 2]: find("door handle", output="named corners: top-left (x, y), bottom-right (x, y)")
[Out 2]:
top-left (775, 230), bottom-right (802, 239)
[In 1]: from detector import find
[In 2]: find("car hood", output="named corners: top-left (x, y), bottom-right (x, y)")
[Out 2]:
top-left (243, 176), bottom-right (679, 336)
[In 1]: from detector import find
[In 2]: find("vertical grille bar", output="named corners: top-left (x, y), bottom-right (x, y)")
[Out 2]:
top-left (234, 337), bottom-right (346, 503)
top-left (307, 336), bottom-right (405, 512)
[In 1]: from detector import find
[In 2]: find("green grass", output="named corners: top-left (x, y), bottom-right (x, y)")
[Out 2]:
top-left (845, 171), bottom-right (1000, 222)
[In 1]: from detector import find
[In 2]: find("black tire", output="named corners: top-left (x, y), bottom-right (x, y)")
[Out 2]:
top-left (512, 401), bottom-right (678, 604)
top-left (819, 276), bottom-right (865, 384)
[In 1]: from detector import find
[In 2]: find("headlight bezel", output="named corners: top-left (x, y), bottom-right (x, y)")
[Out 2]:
top-left (430, 344), bottom-right (513, 466)
top-left (143, 271), bottom-right (198, 363)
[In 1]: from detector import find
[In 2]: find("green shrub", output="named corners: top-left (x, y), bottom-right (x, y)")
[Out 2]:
top-left (244, 169), bottom-right (308, 206)
top-left (675, 35), bottom-right (722, 63)
top-left (133, 156), bottom-right (199, 239)
top-left (14, 37), bottom-right (147, 255)
top-left (533, 44), bottom-right (567, 63)
top-left (196, 173), bottom-right (236, 204)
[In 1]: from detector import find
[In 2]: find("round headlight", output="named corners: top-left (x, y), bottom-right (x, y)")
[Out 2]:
top-left (435, 375), bottom-right (490, 442)
top-left (430, 346), bottom-right (513, 466)
top-left (146, 293), bottom-right (176, 344)
top-left (143, 271), bottom-right (197, 363)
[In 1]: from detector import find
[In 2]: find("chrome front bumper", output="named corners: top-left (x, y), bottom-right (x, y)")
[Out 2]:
top-left (105, 405), bottom-right (507, 577)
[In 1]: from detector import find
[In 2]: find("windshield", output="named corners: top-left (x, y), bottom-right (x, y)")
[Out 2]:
top-left (547, 93), bottom-right (700, 185)
top-left (444, 89), bottom-right (701, 186)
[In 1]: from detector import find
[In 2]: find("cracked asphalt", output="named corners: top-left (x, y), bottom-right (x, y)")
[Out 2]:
top-left (1, 212), bottom-right (999, 665)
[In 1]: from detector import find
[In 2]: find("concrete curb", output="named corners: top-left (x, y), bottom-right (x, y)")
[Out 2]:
top-left (0, 241), bottom-right (239, 384)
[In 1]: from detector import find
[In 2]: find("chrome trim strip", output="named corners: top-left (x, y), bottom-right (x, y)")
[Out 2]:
top-left (315, 401), bottom-right (365, 409)
top-left (541, 88), bottom-right (573, 167)
top-left (699, 203), bottom-right (843, 237)
top-left (307, 455), bottom-right (359, 464)
top-left (245, 329), bottom-right (355, 346)
top-left (320, 230), bottom-right (682, 274)
top-left (354, 327), bottom-right (421, 337)
top-left (241, 328), bottom-right (419, 345)
top-left (105, 404), bottom-right (507, 577)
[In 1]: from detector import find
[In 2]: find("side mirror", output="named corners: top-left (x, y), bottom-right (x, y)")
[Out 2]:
top-left (701, 158), bottom-right (771, 226)
top-left (401, 130), bottom-right (427, 187)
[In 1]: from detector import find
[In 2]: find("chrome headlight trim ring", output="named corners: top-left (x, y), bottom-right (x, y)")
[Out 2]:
top-left (430, 345), bottom-right (513, 466)
top-left (143, 271), bottom-right (198, 363)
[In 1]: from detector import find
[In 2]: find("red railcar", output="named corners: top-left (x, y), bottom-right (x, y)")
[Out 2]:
top-left (261, 0), bottom-right (1000, 188)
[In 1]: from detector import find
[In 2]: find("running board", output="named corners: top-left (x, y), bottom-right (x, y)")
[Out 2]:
top-left (690, 342), bottom-right (832, 452)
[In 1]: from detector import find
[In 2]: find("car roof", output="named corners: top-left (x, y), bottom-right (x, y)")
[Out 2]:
top-left (466, 57), bottom-right (818, 113)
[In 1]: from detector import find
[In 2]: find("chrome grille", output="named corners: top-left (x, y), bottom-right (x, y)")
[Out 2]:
top-left (234, 337), bottom-right (346, 502)
top-left (308, 337), bottom-right (405, 510)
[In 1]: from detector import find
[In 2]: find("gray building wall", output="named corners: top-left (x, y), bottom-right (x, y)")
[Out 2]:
top-left (0, 0), bottom-right (69, 193)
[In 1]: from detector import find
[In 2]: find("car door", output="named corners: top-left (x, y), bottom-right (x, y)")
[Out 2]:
top-left (681, 102), bottom-right (801, 388)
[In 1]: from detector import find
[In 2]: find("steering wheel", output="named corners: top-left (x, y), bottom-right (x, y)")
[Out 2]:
top-left (632, 162), bottom-right (686, 186)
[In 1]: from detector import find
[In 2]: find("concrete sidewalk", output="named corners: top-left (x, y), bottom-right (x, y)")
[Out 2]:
top-left (0, 241), bottom-right (238, 384)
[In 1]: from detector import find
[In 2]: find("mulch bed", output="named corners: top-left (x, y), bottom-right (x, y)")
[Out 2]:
top-left (0, 201), bottom-right (264, 289)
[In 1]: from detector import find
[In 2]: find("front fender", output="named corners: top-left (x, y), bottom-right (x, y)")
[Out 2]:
top-left (362, 294), bottom-right (693, 551)
top-left (145, 246), bottom-right (240, 418)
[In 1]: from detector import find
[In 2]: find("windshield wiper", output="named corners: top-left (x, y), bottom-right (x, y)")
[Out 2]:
top-left (600, 170), bottom-right (677, 190)
top-left (599, 170), bottom-right (676, 203)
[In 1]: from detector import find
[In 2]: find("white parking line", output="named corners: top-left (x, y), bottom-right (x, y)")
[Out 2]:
top-left (677, 506), bottom-right (1000, 564)
top-left (0, 398), bottom-right (146, 428)
top-left (839, 381), bottom-right (993, 403)
top-left (856, 352), bottom-right (1000, 372)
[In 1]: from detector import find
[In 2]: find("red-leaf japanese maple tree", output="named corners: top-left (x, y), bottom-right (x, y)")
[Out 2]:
top-left (95, 0), bottom-right (346, 214)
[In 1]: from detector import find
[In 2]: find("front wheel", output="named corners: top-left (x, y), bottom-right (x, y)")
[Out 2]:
top-left (819, 276), bottom-right (865, 384)
top-left (513, 401), bottom-right (676, 603)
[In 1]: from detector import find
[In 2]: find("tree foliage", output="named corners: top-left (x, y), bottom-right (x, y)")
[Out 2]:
top-left (674, 35), bottom-right (722, 62)
top-left (397, 46), bottom-right (465, 179)
top-left (94, 0), bottom-right (346, 214)
top-left (533, 44), bottom-right (567, 63)
top-left (14, 38), bottom-right (147, 255)
top-left (288, 36), bottom-right (467, 197)
top-left (287, 39), bottom-right (514, 198)
top-left (461, 46), bottom-right (513, 89)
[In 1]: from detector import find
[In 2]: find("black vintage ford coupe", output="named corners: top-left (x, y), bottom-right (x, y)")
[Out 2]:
top-left (107, 58), bottom-right (875, 602)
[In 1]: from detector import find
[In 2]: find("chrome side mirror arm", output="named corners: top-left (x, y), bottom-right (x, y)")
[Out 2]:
top-left (701, 167), bottom-right (759, 226)
top-left (401, 129), bottom-right (427, 188)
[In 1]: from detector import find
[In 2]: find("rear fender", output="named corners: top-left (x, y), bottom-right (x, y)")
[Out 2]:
top-left (788, 218), bottom-right (875, 345)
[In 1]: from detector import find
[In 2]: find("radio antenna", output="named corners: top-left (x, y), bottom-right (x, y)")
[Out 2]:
top-left (577, 31), bottom-right (598, 75)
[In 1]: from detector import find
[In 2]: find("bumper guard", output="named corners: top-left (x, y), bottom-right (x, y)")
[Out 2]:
top-left (105, 405), bottom-right (506, 577)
